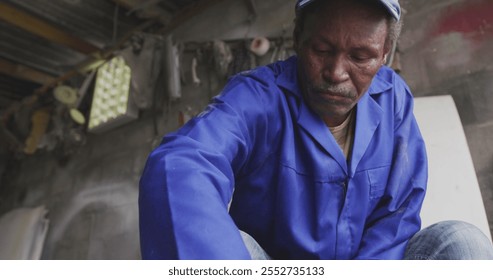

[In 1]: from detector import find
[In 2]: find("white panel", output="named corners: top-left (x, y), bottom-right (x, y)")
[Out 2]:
top-left (0, 206), bottom-right (49, 259)
top-left (414, 95), bottom-right (491, 240)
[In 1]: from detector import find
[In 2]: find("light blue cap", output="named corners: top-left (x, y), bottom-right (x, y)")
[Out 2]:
top-left (296, 0), bottom-right (401, 21)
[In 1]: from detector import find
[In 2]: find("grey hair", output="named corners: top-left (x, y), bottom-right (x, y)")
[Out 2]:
top-left (386, 17), bottom-right (402, 51)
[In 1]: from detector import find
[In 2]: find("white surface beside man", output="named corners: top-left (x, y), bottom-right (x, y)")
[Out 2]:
top-left (414, 95), bottom-right (491, 241)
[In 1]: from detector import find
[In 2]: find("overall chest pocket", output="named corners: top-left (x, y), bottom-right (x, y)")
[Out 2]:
top-left (367, 166), bottom-right (391, 199)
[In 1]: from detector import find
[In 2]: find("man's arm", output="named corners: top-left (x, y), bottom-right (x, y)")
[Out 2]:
top-left (139, 77), bottom-right (269, 259)
top-left (355, 80), bottom-right (427, 260)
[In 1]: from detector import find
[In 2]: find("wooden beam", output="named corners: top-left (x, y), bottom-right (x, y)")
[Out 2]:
top-left (0, 2), bottom-right (101, 55)
top-left (0, 58), bottom-right (56, 85)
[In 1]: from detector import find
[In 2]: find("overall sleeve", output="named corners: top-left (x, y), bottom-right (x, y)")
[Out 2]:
top-left (355, 80), bottom-right (428, 260)
top-left (139, 77), bottom-right (270, 259)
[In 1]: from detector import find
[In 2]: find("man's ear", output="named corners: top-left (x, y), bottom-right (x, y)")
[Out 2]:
top-left (383, 37), bottom-right (395, 65)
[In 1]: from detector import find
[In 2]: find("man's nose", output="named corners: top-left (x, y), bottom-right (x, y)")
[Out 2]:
top-left (322, 55), bottom-right (349, 84)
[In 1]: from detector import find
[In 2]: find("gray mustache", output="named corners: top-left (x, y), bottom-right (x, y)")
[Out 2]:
top-left (312, 84), bottom-right (353, 96)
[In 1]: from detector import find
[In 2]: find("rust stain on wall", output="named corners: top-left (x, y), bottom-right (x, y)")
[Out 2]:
top-left (432, 0), bottom-right (493, 42)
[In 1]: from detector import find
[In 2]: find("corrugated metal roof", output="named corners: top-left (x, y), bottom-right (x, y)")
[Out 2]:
top-left (0, 73), bottom-right (38, 101)
top-left (0, 21), bottom-right (86, 76)
top-left (3, 0), bottom-right (141, 47)
top-left (0, 0), bottom-right (203, 112)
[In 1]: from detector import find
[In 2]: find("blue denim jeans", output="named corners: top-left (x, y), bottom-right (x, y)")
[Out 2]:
top-left (404, 220), bottom-right (493, 260)
top-left (241, 220), bottom-right (493, 260)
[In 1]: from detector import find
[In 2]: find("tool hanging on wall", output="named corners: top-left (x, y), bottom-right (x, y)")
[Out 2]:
top-left (121, 34), bottom-right (165, 110)
top-left (269, 37), bottom-right (293, 63)
top-left (230, 42), bottom-right (252, 75)
top-left (164, 36), bottom-right (182, 100)
top-left (249, 37), bottom-right (270, 57)
top-left (191, 57), bottom-right (201, 86)
top-left (270, 40), bottom-right (287, 63)
top-left (23, 107), bottom-right (51, 155)
top-left (212, 40), bottom-right (233, 79)
top-left (53, 85), bottom-right (86, 126)
top-left (178, 106), bottom-right (195, 127)
top-left (53, 85), bottom-right (78, 107)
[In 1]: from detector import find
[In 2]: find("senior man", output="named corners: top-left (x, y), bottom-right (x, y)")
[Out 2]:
top-left (139, 0), bottom-right (493, 259)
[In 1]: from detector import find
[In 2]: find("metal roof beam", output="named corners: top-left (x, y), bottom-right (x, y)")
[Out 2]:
top-left (0, 58), bottom-right (55, 85)
top-left (0, 2), bottom-right (101, 55)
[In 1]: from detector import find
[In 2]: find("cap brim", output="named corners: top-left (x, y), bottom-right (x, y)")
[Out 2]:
top-left (296, 0), bottom-right (400, 21)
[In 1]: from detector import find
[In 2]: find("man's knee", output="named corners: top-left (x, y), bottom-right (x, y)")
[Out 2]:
top-left (405, 220), bottom-right (493, 260)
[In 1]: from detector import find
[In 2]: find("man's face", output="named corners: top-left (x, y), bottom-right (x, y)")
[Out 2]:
top-left (295, 0), bottom-right (390, 127)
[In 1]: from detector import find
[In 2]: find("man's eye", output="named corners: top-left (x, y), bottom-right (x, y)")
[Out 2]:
top-left (351, 55), bottom-right (370, 62)
top-left (312, 45), bottom-right (332, 53)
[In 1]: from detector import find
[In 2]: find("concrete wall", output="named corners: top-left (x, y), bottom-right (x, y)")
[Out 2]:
top-left (173, 0), bottom-right (296, 42)
top-left (400, 0), bottom-right (493, 233)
